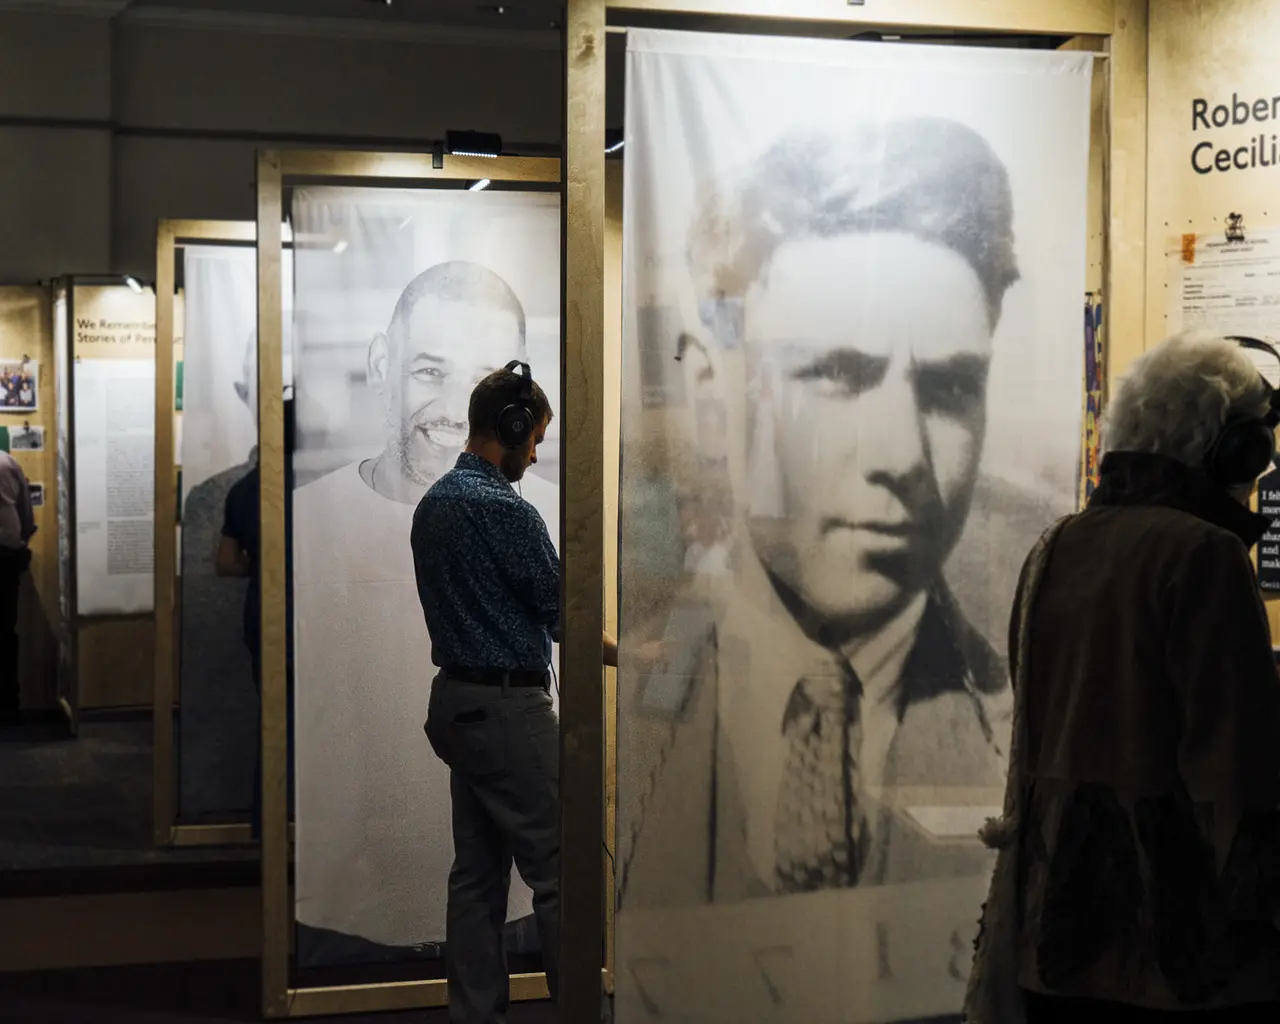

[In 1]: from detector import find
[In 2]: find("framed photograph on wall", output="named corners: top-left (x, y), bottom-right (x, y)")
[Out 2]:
top-left (0, 360), bottom-right (37, 412)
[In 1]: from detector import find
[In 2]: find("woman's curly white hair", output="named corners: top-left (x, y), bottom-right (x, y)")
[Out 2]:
top-left (1104, 332), bottom-right (1272, 468)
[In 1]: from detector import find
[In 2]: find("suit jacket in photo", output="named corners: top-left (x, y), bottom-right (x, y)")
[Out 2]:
top-left (617, 550), bottom-right (1012, 911)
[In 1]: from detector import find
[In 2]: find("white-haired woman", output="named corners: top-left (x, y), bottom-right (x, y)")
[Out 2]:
top-left (966, 334), bottom-right (1280, 1024)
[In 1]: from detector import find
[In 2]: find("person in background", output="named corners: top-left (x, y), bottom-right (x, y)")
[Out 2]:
top-left (217, 399), bottom-right (296, 837)
top-left (414, 364), bottom-right (617, 1023)
top-left (0, 450), bottom-right (34, 726)
top-left (967, 334), bottom-right (1280, 1024)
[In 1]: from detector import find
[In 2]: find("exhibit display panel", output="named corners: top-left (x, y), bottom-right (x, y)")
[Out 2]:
top-left (613, 29), bottom-right (1091, 1023)
top-left (0, 286), bottom-right (61, 714)
top-left (71, 285), bottom-right (157, 617)
top-left (290, 185), bottom-right (561, 966)
top-left (177, 243), bottom-right (293, 822)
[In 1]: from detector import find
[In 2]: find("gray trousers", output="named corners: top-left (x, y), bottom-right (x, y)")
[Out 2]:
top-left (425, 672), bottom-right (560, 1024)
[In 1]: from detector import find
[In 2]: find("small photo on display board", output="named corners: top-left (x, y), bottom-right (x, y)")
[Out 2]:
top-left (29, 483), bottom-right (44, 507)
top-left (10, 424), bottom-right (44, 451)
top-left (0, 360), bottom-right (37, 411)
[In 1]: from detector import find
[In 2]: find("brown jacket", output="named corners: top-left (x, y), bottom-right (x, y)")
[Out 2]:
top-left (1014, 452), bottom-right (1280, 1009)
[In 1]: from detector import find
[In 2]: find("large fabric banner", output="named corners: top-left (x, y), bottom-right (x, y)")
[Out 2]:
top-left (178, 244), bottom-right (292, 818)
top-left (72, 286), bottom-right (156, 616)
top-left (291, 187), bottom-right (561, 965)
top-left (616, 31), bottom-right (1091, 1023)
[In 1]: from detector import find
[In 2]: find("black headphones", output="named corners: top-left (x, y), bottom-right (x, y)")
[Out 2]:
top-left (495, 360), bottom-right (536, 449)
top-left (1204, 336), bottom-right (1280, 487)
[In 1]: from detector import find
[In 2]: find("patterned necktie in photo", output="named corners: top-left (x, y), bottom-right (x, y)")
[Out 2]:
top-left (774, 653), bottom-right (869, 892)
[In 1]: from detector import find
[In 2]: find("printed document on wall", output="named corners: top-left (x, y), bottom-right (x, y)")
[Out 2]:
top-left (73, 286), bottom-right (156, 615)
top-left (1169, 227), bottom-right (1280, 385)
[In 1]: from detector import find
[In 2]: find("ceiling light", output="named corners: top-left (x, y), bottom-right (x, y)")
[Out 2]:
top-left (124, 275), bottom-right (143, 294)
top-left (468, 179), bottom-right (492, 192)
top-left (332, 239), bottom-right (349, 254)
top-left (605, 127), bottom-right (625, 155)
top-left (446, 130), bottom-right (502, 159)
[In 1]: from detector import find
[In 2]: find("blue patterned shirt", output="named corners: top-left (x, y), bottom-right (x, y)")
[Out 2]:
top-left (411, 452), bottom-right (560, 671)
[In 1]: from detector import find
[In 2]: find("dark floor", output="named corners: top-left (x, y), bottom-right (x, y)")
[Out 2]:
top-left (0, 959), bottom-right (559, 1023)
top-left (0, 717), bottom-right (256, 877)
top-left (0, 723), bottom-right (554, 1022)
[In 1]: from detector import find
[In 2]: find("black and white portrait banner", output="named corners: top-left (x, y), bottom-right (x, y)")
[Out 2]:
top-left (179, 244), bottom-right (293, 818)
top-left (616, 29), bottom-right (1091, 1023)
top-left (290, 186), bottom-right (561, 965)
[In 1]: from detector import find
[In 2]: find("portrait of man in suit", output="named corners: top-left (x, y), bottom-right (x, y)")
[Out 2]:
top-left (620, 117), bottom-right (1026, 907)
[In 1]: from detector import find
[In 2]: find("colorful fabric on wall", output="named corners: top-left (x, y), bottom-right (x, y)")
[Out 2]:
top-left (1082, 294), bottom-right (1104, 505)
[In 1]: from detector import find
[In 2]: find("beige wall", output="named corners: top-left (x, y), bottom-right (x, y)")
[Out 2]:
top-left (1104, 0), bottom-right (1152, 381)
top-left (1147, 0), bottom-right (1280, 342)
top-left (1146, 0), bottom-right (1280, 630)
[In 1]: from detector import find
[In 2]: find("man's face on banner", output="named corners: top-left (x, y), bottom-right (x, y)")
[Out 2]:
top-left (745, 231), bottom-right (992, 630)
top-left (235, 330), bottom-right (257, 417)
top-left (234, 328), bottom-right (293, 427)
top-left (371, 294), bottom-right (523, 485)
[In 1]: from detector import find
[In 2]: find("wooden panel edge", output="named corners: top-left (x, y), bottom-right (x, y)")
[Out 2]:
top-left (256, 150), bottom-right (291, 1022)
top-left (604, 0), bottom-right (1114, 36)
top-left (152, 220), bottom-right (178, 849)
top-left (275, 150), bottom-right (560, 184)
top-left (561, 0), bottom-right (608, 1019)
top-left (285, 974), bottom-right (550, 1018)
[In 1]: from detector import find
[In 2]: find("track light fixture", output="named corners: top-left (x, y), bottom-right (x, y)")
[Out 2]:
top-left (446, 130), bottom-right (503, 159)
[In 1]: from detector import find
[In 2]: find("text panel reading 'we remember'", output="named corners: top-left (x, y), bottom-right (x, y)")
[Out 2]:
top-left (72, 285), bottom-right (156, 615)
top-left (1191, 92), bottom-right (1280, 175)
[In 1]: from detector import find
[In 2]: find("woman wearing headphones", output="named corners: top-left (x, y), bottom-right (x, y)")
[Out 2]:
top-left (967, 333), bottom-right (1280, 1023)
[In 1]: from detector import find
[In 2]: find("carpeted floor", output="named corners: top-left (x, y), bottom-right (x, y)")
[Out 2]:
top-left (0, 717), bottom-right (256, 878)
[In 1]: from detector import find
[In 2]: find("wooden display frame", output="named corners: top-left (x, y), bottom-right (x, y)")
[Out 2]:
top-left (52, 279), bottom-right (78, 735)
top-left (562, 1), bottom-right (1143, 1022)
top-left (152, 218), bottom-right (260, 848)
top-left (255, 149), bottom-right (561, 1019)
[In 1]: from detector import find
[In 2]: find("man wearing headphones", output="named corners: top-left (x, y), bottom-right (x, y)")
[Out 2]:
top-left (413, 361), bottom-right (616, 1023)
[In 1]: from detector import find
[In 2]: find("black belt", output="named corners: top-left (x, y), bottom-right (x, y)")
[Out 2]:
top-left (442, 666), bottom-right (548, 688)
